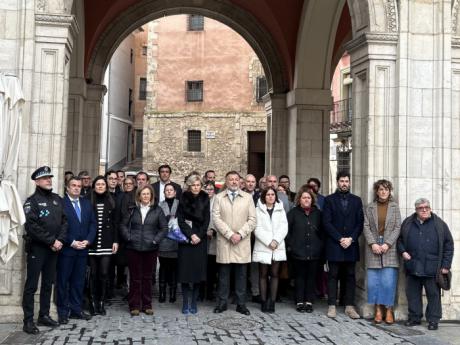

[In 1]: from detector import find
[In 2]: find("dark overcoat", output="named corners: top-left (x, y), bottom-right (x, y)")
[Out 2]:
top-left (177, 190), bottom-right (210, 283)
top-left (322, 191), bottom-right (364, 262)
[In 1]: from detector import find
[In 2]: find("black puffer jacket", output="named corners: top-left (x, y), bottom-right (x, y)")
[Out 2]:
top-left (120, 205), bottom-right (168, 252)
top-left (286, 206), bottom-right (323, 261)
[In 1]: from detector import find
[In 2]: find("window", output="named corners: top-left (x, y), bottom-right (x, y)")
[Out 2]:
top-left (128, 89), bottom-right (133, 117)
top-left (188, 15), bottom-right (204, 31)
top-left (187, 130), bottom-right (201, 152)
top-left (186, 80), bottom-right (203, 102)
top-left (139, 77), bottom-right (147, 100)
top-left (130, 49), bottom-right (133, 64)
top-left (256, 76), bottom-right (268, 102)
top-left (142, 45), bottom-right (147, 56)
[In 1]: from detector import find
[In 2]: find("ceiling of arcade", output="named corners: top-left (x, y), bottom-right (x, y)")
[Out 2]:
top-left (80, 0), bottom-right (361, 92)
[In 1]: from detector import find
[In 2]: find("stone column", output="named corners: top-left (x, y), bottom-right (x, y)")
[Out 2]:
top-left (264, 93), bottom-right (288, 177)
top-left (18, 13), bottom-right (78, 197)
top-left (285, 89), bottom-right (331, 192)
top-left (80, 84), bottom-right (106, 177)
top-left (66, 77), bottom-right (87, 173)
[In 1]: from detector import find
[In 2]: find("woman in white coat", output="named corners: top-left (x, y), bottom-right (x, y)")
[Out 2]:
top-left (252, 186), bottom-right (288, 313)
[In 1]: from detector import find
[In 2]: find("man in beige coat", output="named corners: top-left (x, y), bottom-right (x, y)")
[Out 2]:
top-left (212, 171), bottom-right (256, 315)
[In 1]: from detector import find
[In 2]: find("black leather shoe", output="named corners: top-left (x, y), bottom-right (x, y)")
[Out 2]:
top-left (404, 320), bottom-right (421, 327)
top-left (252, 295), bottom-right (262, 303)
top-left (305, 303), bottom-right (313, 313)
top-left (37, 315), bottom-right (59, 327)
top-left (58, 317), bottom-right (69, 325)
top-left (23, 321), bottom-right (39, 334)
top-left (69, 311), bottom-right (92, 321)
top-left (428, 322), bottom-right (438, 330)
top-left (213, 304), bottom-right (227, 313)
top-left (296, 303), bottom-right (305, 313)
top-left (236, 305), bottom-right (250, 316)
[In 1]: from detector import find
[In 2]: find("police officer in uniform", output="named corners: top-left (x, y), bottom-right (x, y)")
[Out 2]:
top-left (22, 166), bottom-right (67, 334)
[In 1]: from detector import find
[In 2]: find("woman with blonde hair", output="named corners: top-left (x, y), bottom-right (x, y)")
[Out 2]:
top-left (177, 174), bottom-right (210, 314)
top-left (363, 179), bottom-right (401, 324)
top-left (120, 185), bottom-right (168, 316)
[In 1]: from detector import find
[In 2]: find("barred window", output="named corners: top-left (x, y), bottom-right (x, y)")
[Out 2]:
top-left (186, 80), bottom-right (203, 102)
top-left (187, 130), bottom-right (201, 152)
top-left (139, 77), bottom-right (147, 100)
top-left (188, 15), bottom-right (204, 31)
top-left (256, 76), bottom-right (268, 103)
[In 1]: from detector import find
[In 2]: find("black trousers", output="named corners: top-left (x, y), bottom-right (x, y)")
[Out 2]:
top-left (206, 255), bottom-right (218, 298)
top-left (293, 259), bottom-right (318, 304)
top-left (158, 257), bottom-right (177, 287)
top-left (218, 263), bottom-right (247, 306)
top-left (22, 245), bottom-right (58, 322)
top-left (406, 275), bottom-right (442, 323)
top-left (327, 261), bottom-right (356, 306)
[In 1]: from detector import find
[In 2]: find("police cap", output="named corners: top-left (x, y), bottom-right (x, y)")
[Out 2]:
top-left (31, 166), bottom-right (54, 180)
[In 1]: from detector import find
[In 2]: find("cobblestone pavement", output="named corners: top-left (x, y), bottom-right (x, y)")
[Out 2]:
top-left (0, 297), bottom-right (457, 345)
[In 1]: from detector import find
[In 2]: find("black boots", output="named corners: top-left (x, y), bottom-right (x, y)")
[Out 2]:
top-left (159, 283), bottom-right (167, 303)
top-left (169, 285), bottom-right (177, 303)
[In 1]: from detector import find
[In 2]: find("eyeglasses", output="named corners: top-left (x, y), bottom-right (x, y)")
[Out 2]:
top-left (124, 182), bottom-right (133, 186)
top-left (205, 188), bottom-right (214, 192)
top-left (416, 206), bottom-right (430, 211)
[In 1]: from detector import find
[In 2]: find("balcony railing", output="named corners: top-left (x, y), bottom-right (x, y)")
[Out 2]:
top-left (330, 98), bottom-right (352, 133)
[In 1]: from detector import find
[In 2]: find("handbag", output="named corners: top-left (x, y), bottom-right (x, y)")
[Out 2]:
top-left (166, 217), bottom-right (189, 243)
top-left (436, 269), bottom-right (452, 291)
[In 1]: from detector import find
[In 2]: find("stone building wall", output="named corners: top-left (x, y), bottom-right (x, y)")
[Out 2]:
top-left (144, 111), bottom-right (266, 182)
top-left (143, 15), bottom-right (267, 181)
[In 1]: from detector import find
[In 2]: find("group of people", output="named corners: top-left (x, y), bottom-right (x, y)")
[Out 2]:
top-left (21, 164), bottom-right (454, 335)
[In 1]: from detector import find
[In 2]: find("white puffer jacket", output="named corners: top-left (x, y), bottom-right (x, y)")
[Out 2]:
top-left (252, 201), bottom-right (288, 264)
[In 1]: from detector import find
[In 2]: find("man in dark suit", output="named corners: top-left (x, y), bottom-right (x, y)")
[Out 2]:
top-left (151, 164), bottom-right (182, 205)
top-left (56, 176), bottom-right (96, 324)
top-left (323, 171), bottom-right (364, 319)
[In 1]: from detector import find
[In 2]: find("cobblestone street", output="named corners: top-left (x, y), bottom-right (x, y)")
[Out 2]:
top-left (0, 296), bottom-right (457, 345)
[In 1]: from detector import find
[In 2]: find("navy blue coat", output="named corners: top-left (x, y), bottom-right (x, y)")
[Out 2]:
top-left (61, 195), bottom-right (97, 256)
top-left (322, 191), bottom-right (364, 262)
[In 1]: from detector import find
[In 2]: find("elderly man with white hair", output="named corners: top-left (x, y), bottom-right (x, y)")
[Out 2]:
top-left (397, 198), bottom-right (454, 331)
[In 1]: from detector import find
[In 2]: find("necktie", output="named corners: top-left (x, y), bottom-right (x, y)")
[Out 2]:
top-left (231, 192), bottom-right (236, 202)
top-left (73, 200), bottom-right (81, 222)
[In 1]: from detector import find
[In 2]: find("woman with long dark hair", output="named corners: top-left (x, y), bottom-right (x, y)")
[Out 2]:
top-left (158, 183), bottom-right (179, 303)
top-left (177, 175), bottom-right (210, 314)
top-left (88, 176), bottom-right (118, 316)
top-left (252, 187), bottom-right (288, 313)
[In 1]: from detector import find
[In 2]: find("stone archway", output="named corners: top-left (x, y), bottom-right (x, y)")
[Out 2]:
top-left (69, 0), bottom-right (291, 177)
top-left (86, 0), bottom-right (288, 93)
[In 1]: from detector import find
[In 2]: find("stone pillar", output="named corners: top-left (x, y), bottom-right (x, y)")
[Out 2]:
top-left (66, 77), bottom-right (87, 173)
top-left (1, 12), bottom-right (77, 322)
top-left (347, 0), bottom-right (456, 319)
top-left (285, 89), bottom-right (331, 192)
top-left (264, 93), bottom-right (288, 177)
top-left (80, 84), bottom-right (106, 177)
top-left (18, 13), bottom-right (78, 197)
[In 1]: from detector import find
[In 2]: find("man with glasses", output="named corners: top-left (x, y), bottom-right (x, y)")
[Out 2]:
top-left (278, 175), bottom-right (296, 202)
top-left (78, 171), bottom-right (92, 198)
top-left (152, 164), bottom-right (182, 205)
top-left (398, 198), bottom-right (454, 331)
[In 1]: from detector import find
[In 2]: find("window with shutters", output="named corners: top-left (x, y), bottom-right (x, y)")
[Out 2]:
top-left (256, 76), bottom-right (268, 102)
top-left (139, 77), bottom-right (147, 100)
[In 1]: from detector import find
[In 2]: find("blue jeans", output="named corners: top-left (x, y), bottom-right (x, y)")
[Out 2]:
top-left (367, 267), bottom-right (398, 306)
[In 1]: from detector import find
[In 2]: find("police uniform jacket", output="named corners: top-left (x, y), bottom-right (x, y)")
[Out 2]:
top-left (23, 187), bottom-right (67, 248)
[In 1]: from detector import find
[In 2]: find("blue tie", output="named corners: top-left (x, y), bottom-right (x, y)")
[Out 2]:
top-left (73, 200), bottom-right (81, 222)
